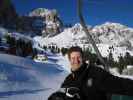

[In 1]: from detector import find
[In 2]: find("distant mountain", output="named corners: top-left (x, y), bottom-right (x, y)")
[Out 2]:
top-left (92, 22), bottom-right (133, 48)
top-left (0, 6), bottom-right (63, 36)
top-left (34, 22), bottom-right (133, 60)
top-left (29, 8), bottom-right (63, 37)
top-left (34, 22), bottom-right (133, 47)
top-left (1, 4), bottom-right (133, 60)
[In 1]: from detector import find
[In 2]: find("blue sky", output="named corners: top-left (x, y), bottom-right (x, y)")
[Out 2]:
top-left (11, 0), bottom-right (133, 27)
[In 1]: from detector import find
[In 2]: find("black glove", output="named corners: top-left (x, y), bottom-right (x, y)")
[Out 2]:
top-left (48, 87), bottom-right (81, 100)
top-left (48, 91), bottom-right (66, 100)
top-left (65, 87), bottom-right (80, 100)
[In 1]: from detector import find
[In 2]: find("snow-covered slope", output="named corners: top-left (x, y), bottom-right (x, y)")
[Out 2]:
top-left (34, 22), bottom-right (133, 60)
top-left (0, 27), bottom-right (8, 37)
top-left (0, 27), bottom-right (33, 44)
top-left (1, 53), bottom-right (133, 100)
top-left (92, 22), bottom-right (133, 46)
top-left (0, 54), bottom-right (69, 100)
top-left (33, 23), bottom-right (91, 48)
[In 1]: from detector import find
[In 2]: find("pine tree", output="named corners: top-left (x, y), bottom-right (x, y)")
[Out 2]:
top-left (108, 51), bottom-right (114, 67)
top-left (61, 47), bottom-right (68, 56)
top-left (118, 54), bottom-right (126, 73)
top-left (43, 45), bottom-right (47, 50)
top-left (0, 38), bottom-right (1, 43)
top-left (124, 52), bottom-right (132, 66)
top-left (32, 48), bottom-right (37, 59)
top-left (57, 48), bottom-right (60, 53)
top-left (83, 48), bottom-right (97, 64)
top-left (5, 35), bottom-right (16, 47)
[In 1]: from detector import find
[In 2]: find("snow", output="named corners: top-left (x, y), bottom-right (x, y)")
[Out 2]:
top-left (56, 54), bottom-right (71, 72)
top-left (97, 44), bottom-right (132, 61)
top-left (0, 50), bottom-right (133, 100)
top-left (29, 8), bottom-right (50, 17)
top-left (127, 65), bottom-right (133, 69)
top-left (0, 53), bottom-right (69, 100)
top-left (33, 26), bottom-right (87, 48)
top-left (0, 27), bottom-right (8, 37)
top-left (33, 22), bottom-right (133, 61)
top-left (1, 20), bottom-right (133, 100)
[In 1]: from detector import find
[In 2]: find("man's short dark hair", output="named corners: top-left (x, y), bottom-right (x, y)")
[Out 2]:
top-left (67, 46), bottom-right (83, 59)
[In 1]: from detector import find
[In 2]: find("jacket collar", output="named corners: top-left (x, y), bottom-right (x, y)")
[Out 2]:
top-left (71, 63), bottom-right (88, 79)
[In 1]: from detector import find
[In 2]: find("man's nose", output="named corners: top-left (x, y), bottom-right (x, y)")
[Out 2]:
top-left (73, 58), bottom-right (80, 63)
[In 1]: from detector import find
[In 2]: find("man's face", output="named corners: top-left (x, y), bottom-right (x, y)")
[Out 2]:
top-left (69, 51), bottom-right (83, 71)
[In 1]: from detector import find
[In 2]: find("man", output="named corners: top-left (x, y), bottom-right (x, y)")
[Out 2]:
top-left (48, 46), bottom-right (133, 100)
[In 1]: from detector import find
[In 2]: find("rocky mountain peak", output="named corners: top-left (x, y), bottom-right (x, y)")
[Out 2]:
top-left (91, 22), bottom-right (133, 45)
top-left (29, 8), bottom-right (63, 37)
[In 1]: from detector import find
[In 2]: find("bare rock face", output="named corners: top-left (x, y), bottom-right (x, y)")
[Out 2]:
top-left (29, 8), bottom-right (63, 37)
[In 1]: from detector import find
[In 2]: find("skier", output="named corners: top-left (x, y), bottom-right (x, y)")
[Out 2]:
top-left (48, 46), bottom-right (133, 100)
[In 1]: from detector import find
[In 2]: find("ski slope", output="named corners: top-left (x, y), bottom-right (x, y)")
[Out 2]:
top-left (0, 53), bottom-right (133, 100)
top-left (0, 53), bottom-right (69, 100)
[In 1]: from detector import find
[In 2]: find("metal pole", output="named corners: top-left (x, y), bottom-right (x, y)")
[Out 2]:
top-left (77, 0), bottom-right (109, 72)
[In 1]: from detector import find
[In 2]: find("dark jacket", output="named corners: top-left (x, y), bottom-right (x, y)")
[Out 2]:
top-left (61, 63), bottom-right (133, 100)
